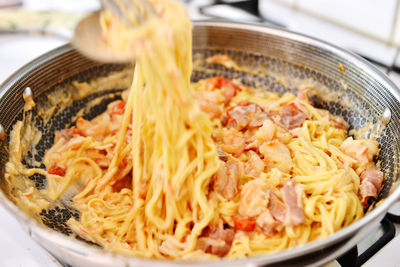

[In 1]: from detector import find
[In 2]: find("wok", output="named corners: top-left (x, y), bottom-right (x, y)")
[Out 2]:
top-left (0, 21), bottom-right (400, 266)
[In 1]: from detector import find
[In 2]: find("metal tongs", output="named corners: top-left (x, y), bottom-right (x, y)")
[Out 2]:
top-left (72, 0), bottom-right (155, 63)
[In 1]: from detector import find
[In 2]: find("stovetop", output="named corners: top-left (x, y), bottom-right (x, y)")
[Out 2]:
top-left (1, 1), bottom-right (400, 266)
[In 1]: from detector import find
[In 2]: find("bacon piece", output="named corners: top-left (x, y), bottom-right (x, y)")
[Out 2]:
top-left (359, 168), bottom-right (384, 204)
top-left (269, 193), bottom-right (286, 223)
top-left (361, 169), bottom-right (384, 189)
top-left (48, 163), bottom-right (66, 176)
top-left (213, 159), bottom-right (243, 200)
top-left (281, 179), bottom-right (305, 226)
top-left (197, 227), bottom-right (235, 257)
top-left (359, 181), bottom-right (377, 205)
top-left (280, 101), bottom-right (308, 130)
top-left (256, 209), bottom-right (283, 236)
top-left (226, 104), bottom-right (252, 130)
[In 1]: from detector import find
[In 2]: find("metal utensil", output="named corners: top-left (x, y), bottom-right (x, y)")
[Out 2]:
top-left (72, 0), bottom-right (155, 63)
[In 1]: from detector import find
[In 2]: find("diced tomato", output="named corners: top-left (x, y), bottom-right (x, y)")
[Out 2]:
top-left (288, 101), bottom-right (301, 110)
top-left (111, 101), bottom-right (126, 115)
top-left (72, 126), bottom-right (84, 136)
top-left (76, 117), bottom-right (86, 125)
top-left (48, 163), bottom-right (66, 176)
top-left (232, 217), bottom-right (256, 232)
top-left (236, 101), bottom-right (254, 107)
top-left (205, 77), bottom-right (224, 91)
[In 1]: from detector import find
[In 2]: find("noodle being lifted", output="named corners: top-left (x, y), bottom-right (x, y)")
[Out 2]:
top-left (72, 0), bottom-right (221, 258)
top-left (5, 0), bottom-right (385, 261)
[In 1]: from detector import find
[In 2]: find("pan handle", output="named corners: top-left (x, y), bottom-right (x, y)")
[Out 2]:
top-left (386, 201), bottom-right (400, 222)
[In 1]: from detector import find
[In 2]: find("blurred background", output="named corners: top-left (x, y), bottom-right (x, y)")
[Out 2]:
top-left (2, 0), bottom-right (400, 82)
top-left (1, 0), bottom-right (400, 266)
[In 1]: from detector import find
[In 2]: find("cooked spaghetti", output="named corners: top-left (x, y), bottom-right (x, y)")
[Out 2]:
top-left (5, 0), bottom-right (385, 261)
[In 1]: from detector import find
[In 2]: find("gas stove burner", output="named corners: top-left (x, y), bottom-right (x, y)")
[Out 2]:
top-left (193, 0), bottom-right (286, 27)
top-left (337, 213), bottom-right (397, 267)
top-left (201, 0), bottom-right (261, 17)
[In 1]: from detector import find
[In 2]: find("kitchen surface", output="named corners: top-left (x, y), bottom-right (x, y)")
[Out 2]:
top-left (1, 0), bottom-right (400, 266)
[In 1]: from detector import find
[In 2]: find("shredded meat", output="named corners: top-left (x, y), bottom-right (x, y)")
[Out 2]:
top-left (281, 179), bottom-right (305, 226)
top-left (213, 159), bottom-right (243, 200)
top-left (256, 209), bottom-right (283, 236)
top-left (359, 181), bottom-right (377, 205)
top-left (197, 227), bottom-right (235, 257)
top-left (359, 168), bottom-right (384, 204)
top-left (280, 102), bottom-right (308, 130)
top-left (269, 193), bottom-right (286, 223)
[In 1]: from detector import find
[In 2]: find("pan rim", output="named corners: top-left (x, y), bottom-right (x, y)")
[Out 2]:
top-left (0, 20), bottom-right (399, 266)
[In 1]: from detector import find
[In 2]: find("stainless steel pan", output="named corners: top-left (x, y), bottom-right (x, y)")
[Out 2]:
top-left (1, 21), bottom-right (400, 267)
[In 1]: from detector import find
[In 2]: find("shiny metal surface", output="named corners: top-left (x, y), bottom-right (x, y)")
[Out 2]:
top-left (382, 107), bottom-right (392, 126)
top-left (1, 21), bottom-right (400, 266)
top-left (72, 11), bottom-right (136, 63)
